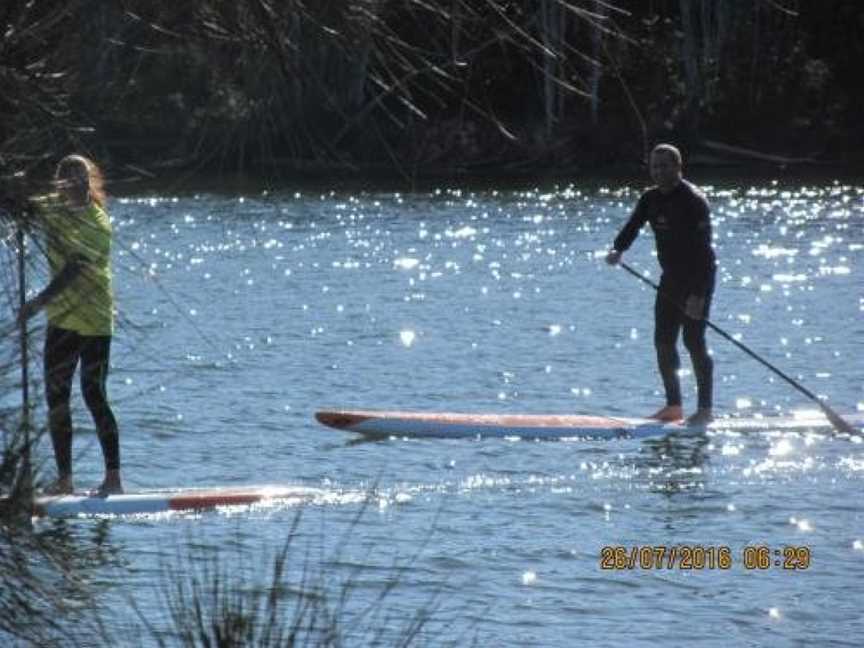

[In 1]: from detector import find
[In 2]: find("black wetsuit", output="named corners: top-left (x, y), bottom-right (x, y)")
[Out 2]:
top-left (613, 180), bottom-right (717, 409)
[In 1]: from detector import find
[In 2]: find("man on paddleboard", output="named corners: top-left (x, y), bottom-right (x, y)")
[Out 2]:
top-left (606, 144), bottom-right (716, 426)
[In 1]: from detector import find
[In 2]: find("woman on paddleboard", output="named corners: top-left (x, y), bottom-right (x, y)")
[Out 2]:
top-left (17, 155), bottom-right (123, 496)
top-left (606, 144), bottom-right (716, 426)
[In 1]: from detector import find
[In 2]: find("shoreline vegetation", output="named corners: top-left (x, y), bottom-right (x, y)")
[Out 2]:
top-left (2, 1), bottom-right (863, 189)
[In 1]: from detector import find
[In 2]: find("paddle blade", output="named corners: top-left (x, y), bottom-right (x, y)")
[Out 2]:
top-left (820, 404), bottom-right (860, 436)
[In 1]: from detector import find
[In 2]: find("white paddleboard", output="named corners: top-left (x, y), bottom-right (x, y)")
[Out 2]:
top-left (23, 485), bottom-right (319, 518)
top-left (315, 409), bottom-right (864, 440)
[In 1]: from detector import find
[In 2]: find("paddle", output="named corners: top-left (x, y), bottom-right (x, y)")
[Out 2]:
top-left (618, 262), bottom-right (858, 436)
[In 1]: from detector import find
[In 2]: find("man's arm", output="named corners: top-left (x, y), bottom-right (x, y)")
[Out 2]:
top-left (689, 193), bottom-right (715, 302)
top-left (684, 193), bottom-right (714, 318)
top-left (606, 194), bottom-right (649, 265)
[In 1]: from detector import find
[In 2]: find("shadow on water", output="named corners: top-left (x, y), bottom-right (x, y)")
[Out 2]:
top-left (35, 517), bottom-right (126, 570)
top-left (314, 432), bottom-right (399, 449)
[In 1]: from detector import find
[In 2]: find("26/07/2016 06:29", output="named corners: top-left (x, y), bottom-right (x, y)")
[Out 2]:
top-left (599, 545), bottom-right (811, 570)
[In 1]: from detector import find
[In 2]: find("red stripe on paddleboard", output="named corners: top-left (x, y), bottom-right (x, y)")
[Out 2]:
top-left (167, 492), bottom-right (265, 510)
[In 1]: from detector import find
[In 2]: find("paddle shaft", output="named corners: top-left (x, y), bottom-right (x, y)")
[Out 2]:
top-left (17, 229), bottom-right (29, 419)
top-left (618, 262), bottom-right (856, 435)
top-left (17, 227), bottom-right (33, 489)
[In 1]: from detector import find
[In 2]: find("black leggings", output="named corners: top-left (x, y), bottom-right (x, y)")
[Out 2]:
top-left (44, 326), bottom-right (120, 477)
top-left (654, 273), bottom-right (715, 410)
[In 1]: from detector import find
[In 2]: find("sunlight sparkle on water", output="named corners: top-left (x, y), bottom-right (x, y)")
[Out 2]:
top-left (789, 517), bottom-right (813, 532)
top-left (721, 443), bottom-right (741, 456)
top-left (819, 265), bottom-right (851, 276)
top-left (447, 226), bottom-right (477, 239)
top-left (773, 273), bottom-right (807, 283)
top-left (394, 257), bottom-right (420, 270)
top-left (753, 244), bottom-right (797, 259)
top-left (769, 439), bottom-right (795, 457)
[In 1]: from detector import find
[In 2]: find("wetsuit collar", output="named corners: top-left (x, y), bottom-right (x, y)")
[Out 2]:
top-left (657, 178), bottom-right (683, 195)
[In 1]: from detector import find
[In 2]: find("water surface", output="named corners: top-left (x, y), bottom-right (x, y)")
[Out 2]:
top-left (17, 177), bottom-right (864, 646)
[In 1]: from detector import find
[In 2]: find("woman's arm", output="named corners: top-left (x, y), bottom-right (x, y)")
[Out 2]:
top-left (17, 253), bottom-right (86, 324)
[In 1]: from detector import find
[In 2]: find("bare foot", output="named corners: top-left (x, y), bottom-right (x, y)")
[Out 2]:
top-left (649, 405), bottom-right (684, 422)
top-left (91, 470), bottom-right (124, 498)
top-left (686, 409), bottom-right (714, 427)
top-left (43, 476), bottom-right (74, 496)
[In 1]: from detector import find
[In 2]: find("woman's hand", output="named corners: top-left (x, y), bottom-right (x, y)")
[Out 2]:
top-left (16, 296), bottom-right (44, 326)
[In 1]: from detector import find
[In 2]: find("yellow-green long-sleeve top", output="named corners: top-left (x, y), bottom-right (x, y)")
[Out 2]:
top-left (35, 195), bottom-right (114, 336)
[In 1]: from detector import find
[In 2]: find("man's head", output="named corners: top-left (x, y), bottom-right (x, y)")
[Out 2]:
top-left (649, 144), bottom-right (682, 192)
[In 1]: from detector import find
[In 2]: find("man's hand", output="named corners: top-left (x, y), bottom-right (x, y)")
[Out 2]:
top-left (605, 250), bottom-right (622, 266)
top-left (684, 295), bottom-right (705, 320)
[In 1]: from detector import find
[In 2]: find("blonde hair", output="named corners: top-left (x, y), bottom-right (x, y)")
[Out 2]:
top-left (55, 154), bottom-right (107, 209)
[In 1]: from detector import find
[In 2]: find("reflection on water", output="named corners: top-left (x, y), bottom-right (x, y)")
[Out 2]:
top-left (639, 432), bottom-right (711, 494)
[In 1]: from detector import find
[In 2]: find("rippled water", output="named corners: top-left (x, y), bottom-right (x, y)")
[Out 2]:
top-left (24, 178), bottom-right (864, 645)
